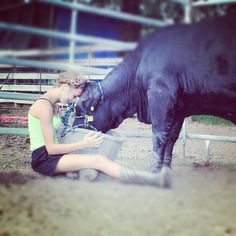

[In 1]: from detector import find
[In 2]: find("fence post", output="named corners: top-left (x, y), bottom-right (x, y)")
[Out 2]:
top-left (182, 119), bottom-right (187, 158)
top-left (184, 0), bottom-right (193, 24)
top-left (69, 0), bottom-right (78, 64)
top-left (205, 140), bottom-right (211, 161)
top-left (39, 69), bottom-right (41, 94)
top-left (13, 65), bottom-right (18, 108)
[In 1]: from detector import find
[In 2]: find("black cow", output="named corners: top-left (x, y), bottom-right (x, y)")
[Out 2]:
top-left (75, 14), bottom-right (236, 172)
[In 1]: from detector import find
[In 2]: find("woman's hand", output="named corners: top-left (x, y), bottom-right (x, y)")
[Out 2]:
top-left (81, 131), bottom-right (104, 148)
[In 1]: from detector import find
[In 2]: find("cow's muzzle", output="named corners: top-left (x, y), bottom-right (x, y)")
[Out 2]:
top-left (60, 102), bottom-right (97, 137)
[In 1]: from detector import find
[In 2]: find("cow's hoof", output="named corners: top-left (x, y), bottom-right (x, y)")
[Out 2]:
top-left (160, 167), bottom-right (172, 188)
top-left (150, 166), bottom-right (162, 173)
top-left (149, 160), bottom-right (163, 173)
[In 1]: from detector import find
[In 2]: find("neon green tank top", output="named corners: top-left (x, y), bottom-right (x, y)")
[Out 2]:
top-left (28, 113), bottom-right (61, 152)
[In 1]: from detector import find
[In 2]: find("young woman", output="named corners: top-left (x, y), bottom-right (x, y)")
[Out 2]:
top-left (28, 71), bottom-right (170, 187)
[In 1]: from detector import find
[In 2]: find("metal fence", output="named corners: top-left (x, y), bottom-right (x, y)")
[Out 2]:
top-left (0, 0), bottom-right (235, 161)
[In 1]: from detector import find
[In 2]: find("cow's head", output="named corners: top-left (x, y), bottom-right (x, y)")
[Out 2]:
top-left (74, 81), bottom-right (118, 132)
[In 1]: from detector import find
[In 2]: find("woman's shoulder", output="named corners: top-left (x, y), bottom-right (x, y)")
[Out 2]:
top-left (30, 99), bottom-right (54, 119)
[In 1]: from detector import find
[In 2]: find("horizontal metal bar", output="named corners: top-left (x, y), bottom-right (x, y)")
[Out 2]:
top-left (186, 133), bottom-right (236, 142)
top-left (0, 22), bottom-right (136, 49)
top-left (118, 131), bottom-right (152, 138)
top-left (0, 55), bottom-right (122, 66)
top-left (0, 91), bottom-right (40, 101)
top-left (119, 131), bottom-right (236, 142)
top-left (192, 0), bottom-right (236, 7)
top-left (0, 72), bottom-right (105, 80)
top-left (40, 0), bottom-right (172, 27)
top-left (0, 127), bottom-right (29, 136)
top-left (0, 57), bottom-right (111, 75)
top-left (1, 84), bottom-right (52, 92)
top-left (0, 127), bottom-right (235, 143)
top-left (49, 58), bottom-right (122, 66)
top-left (0, 72), bottom-right (57, 80)
top-left (0, 45), bottom-right (135, 58)
top-left (169, 0), bottom-right (187, 5)
top-left (0, 99), bottom-right (34, 104)
top-left (0, 1), bottom-right (31, 13)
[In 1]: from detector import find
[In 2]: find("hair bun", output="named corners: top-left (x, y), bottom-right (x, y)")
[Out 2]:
top-left (58, 71), bottom-right (88, 88)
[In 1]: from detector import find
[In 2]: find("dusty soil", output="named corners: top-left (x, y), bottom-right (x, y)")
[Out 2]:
top-left (0, 104), bottom-right (236, 236)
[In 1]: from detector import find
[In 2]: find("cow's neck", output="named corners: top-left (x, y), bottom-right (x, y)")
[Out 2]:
top-left (101, 56), bottom-right (139, 123)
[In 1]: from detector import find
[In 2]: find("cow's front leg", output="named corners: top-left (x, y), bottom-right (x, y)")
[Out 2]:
top-left (150, 130), bottom-right (169, 173)
top-left (163, 116), bottom-right (184, 168)
top-left (148, 88), bottom-right (177, 173)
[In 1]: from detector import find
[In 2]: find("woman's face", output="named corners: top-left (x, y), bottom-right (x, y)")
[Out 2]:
top-left (60, 85), bottom-right (83, 104)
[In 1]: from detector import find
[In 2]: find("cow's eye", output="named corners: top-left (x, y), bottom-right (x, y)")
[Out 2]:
top-left (90, 106), bottom-right (94, 112)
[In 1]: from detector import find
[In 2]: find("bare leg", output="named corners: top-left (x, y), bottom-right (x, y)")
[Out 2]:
top-left (55, 154), bottom-right (171, 187)
top-left (55, 154), bottom-right (121, 179)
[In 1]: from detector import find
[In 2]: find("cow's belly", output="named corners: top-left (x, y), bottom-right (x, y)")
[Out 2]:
top-left (184, 91), bottom-right (236, 123)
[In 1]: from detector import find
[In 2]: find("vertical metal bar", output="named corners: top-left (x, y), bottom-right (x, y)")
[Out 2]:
top-left (13, 65), bottom-right (17, 108)
top-left (182, 0), bottom-right (192, 158)
top-left (69, 0), bottom-right (78, 64)
top-left (205, 140), bottom-right (211, 161)
top-left (184, 0), bottom-right (192, 24)
top-left (39, 69), bottom-right (42, 94)
top-left (182, 119), bottom-right (186, 158)
top-left (48, 4), bottom-right (55, 51)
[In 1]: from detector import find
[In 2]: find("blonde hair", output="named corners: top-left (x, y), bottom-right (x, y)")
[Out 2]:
top-left (55, 71), bottom-right (88, 88)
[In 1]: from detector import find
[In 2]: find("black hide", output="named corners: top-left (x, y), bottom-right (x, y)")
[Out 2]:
top-left (75, 14), bottom-right (236, 171)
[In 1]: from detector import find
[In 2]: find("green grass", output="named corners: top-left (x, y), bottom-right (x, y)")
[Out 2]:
top-left (191, 115), bottom-right (233, 126)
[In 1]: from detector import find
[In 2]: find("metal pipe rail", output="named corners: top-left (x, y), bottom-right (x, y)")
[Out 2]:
top-left (170, 0), bottom-right (236, 24)
top-left (0, 91), bottom-right (40, 101)
top-left (0, 125), bottom-right (235, 162)
top-left (0, 72), bottom-right (104, 81)
top-left (39, 0), bottom-right (172, 27)
top-left (171, 0), bottom-right (236, 6)
top-left (170, 0), bottom-right (186, 4)
top-left (0, 45), bottom-right (135, 58)
top-left (119, 131), bottom-right (236, 142)
top-left (0, 128), bottom-right (29, 136)
top-left (0, 57), bottom-right (111, 75)
top-left (1, 125), bottom-right (235, 143)
top-left (0, 22), bottom-right (136, 50)
top-left (185, 133), bottom-right (236, 142)
top-left (192, 0), bottom-right (236, 7)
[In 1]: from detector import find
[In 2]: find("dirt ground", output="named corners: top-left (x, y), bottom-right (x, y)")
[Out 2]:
top-left (0, 104), bottom-right (236, 236)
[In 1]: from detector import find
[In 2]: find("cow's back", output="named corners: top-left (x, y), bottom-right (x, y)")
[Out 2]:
top-left (135, 14), bottom-right (236, 121)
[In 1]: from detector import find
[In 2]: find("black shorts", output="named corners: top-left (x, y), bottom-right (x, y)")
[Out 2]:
top-left (31, 146), bottom-right (63, 177)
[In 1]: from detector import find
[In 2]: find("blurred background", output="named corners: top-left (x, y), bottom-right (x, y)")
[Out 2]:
top-left (0, 0), bottom-right (236, 63)
top-left (0, 0), bottom-right (236, 121)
